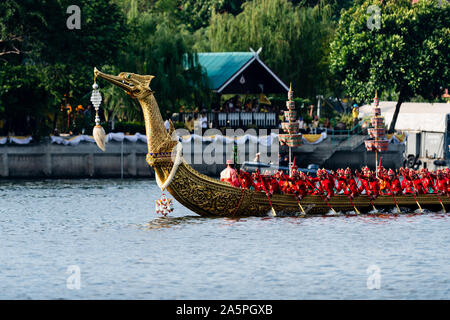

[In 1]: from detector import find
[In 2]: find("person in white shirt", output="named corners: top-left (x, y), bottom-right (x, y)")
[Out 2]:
top-left (298, 116), bottom-right (304, 130)
top-left (200, 113), bottom-right (208, 131)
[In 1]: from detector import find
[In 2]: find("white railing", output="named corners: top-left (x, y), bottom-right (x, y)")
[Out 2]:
top-left (228, 112), bottom-right (240, 127)
top-left (266, 113), bottom-right (277, 127)
top-left (253, 113), bottom-right (266, 127)
top-left (218, 113), bottom-right (227, 127)
top-left (181, 112), bottom-right (278, 128)
top-left (241, 113), bottom-right (253, 126)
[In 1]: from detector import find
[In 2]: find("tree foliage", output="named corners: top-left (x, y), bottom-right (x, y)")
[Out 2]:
top-left (2, 0), bottom-right (447, 137)
top-left (0, 0), bottom-right (127, 137)
top-left (198, 0), bottom-right (335, 99)
top-left (330, 0), bottom-right (450, 132)
top-left (106, 0), bottom-right (211, 120)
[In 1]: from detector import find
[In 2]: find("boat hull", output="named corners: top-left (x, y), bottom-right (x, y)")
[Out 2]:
top-left (160, 162), bottom-right (449, 217)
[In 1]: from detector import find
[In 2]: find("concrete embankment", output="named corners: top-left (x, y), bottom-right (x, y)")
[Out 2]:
top-left (0, 135), bottom-right (405, 178)
top-left (0, 139), bottom-right (153, 179)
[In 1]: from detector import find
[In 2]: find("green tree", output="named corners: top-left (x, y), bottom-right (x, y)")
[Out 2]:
top-left (0, 0), bottom-right (127, 137)
top-left (197, 0), bottom-right (334, 100)
top-left (108, 1), bottom-right (211, 119)
top-left (152, 0), bottom-right (245, 31)
top-left (330, 0), bottom-right (450, 132)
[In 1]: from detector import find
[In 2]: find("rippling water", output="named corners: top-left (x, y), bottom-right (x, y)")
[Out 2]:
top-left (0, 179), bottom-right (449, 299)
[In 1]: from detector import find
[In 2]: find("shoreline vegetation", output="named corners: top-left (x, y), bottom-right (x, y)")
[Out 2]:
top-left (0, 0), bottom-right (448, 140)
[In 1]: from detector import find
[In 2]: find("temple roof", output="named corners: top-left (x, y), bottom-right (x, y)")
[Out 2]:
top-left (196, 51), bottom-right (289, 94)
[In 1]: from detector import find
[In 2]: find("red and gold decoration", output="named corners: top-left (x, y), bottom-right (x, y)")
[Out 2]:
top-left (155, 193), bottom-right (174, 216)
top-left (364, 92), bottom-right (389, 175)
top-left (279, 84), bottom-right (302, 148)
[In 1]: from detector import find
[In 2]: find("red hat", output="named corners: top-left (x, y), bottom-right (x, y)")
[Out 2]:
top-left (388, 169), bottom-right (394, 175)
top-left (291, 157), bottom-right (298, 169)
top-left (226, 159), bottom-right (234, 165)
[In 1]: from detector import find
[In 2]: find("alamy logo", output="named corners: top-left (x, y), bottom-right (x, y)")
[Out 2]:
top-left (367, 5), bottom-right (381, 31)
top-left (66, 5), bottom-right (81, 30)
top-left (66, 265), bottom-right (81, 290)
top-left (366, 265), bottom-right (381, 290)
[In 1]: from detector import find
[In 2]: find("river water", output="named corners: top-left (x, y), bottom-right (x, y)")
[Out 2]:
top-left (0, 179), bottom-right (449, 299)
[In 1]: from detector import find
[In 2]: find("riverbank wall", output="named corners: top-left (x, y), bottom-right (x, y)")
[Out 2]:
top-left (0, 136), bottom-right (405, 179)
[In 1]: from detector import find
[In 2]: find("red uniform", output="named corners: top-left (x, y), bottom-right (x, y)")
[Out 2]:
top-left (436, 177), bottom-right (447, 195)
top-left (239, 170), bottom-right (256, 189)
top-left (345, 178), bottom-right (359, 197)
top-left (390, 178), bottom-right (401, 195)
top-left (336, 177), bottom-right (347, 194)
top-left (308, 176), bottom-right (322, 195)
top-left (420, 177), bottom-right (433, 194)
top-left (412, 178), bottom-right (425, 194)
top-left (252, 173), bottom-right (264, 192)
top-left (358, 177), bottom-right (370, 195)
top-left (267, 178), bottom-right (279, 195)
top-left (320, 177), bottom-right (335, 197)
top-left (401, 178), bottom-right (413, 194)
top-left (368, 179), bottom-right (380, 197)
top-left (294, 179), bottom-right (308, 198)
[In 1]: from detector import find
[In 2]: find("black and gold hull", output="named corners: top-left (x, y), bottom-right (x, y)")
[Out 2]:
top-left (157, 161), bottom-right (449, 217)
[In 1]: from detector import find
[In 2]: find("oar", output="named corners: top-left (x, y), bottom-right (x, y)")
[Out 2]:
top-left (400, 171), bottom-right (422, 212)
top-left (282, 173), bottom-right (306, 216)
top-left (305, 179), bottom-right (336, 214)
top-left (355, 175), bottom-right (377, 211)
top-left (426, 170), bottom-right (446, 213)
top-left (412, 193), bottom-right (423, 212)
top-left (389, 190), bottom-right (401, 213)
top-left (390, 192), bottom-right (401, 213)
top-left (256, 170), bottom-right (277, 217)
top-left (345, 189), bottom-right (360, 215)
top-left (293, 193), bottom-right (306, 216)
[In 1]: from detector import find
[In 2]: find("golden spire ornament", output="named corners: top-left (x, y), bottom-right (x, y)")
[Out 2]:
top-left (90, 81), bottom-right (107, 151)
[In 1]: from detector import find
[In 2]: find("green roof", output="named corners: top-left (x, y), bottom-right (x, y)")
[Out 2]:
top-left (196, 52), bottom-right (255, 90)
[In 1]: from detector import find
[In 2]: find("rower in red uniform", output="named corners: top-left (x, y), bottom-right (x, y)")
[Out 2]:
top-left (319, 168), bottom-right (335, 200)
top-left (419, 169), bottom-right (434, 194)
top-left (273, 171), bottom-right (288, 194)
top-left (264, 172), bottom-right (279, 196)
top-left (308, 169), bottom-right (322, 195)
top-left (435, 170), bottom-right (448, 196)
top-left (356, 167), bottom-right (370, 195)
top-left (344, 167), bottom-right (359, 198)
top-left (400, 168), bottom-right (414, 194)
top-left (294, 172), bottom-right (309, 199)
top-left (268, 179), bottom-right (279, 195)
top-left (239, 169), bottom-right (256, 190)
top-left (386, 169), bottom-right (401, 195)
top-left (336, 169), bottom-right (347, 195)
top-left (367, 170), bottom-right (380, 198)
top-left (252, 172), bottom-right (264, 192)
top-left (409, 169), bottom-right (424, 194)
top-left (377, 167), bottom-right (389, 195)
top-left (444, 168), bottom-right (450, 195)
